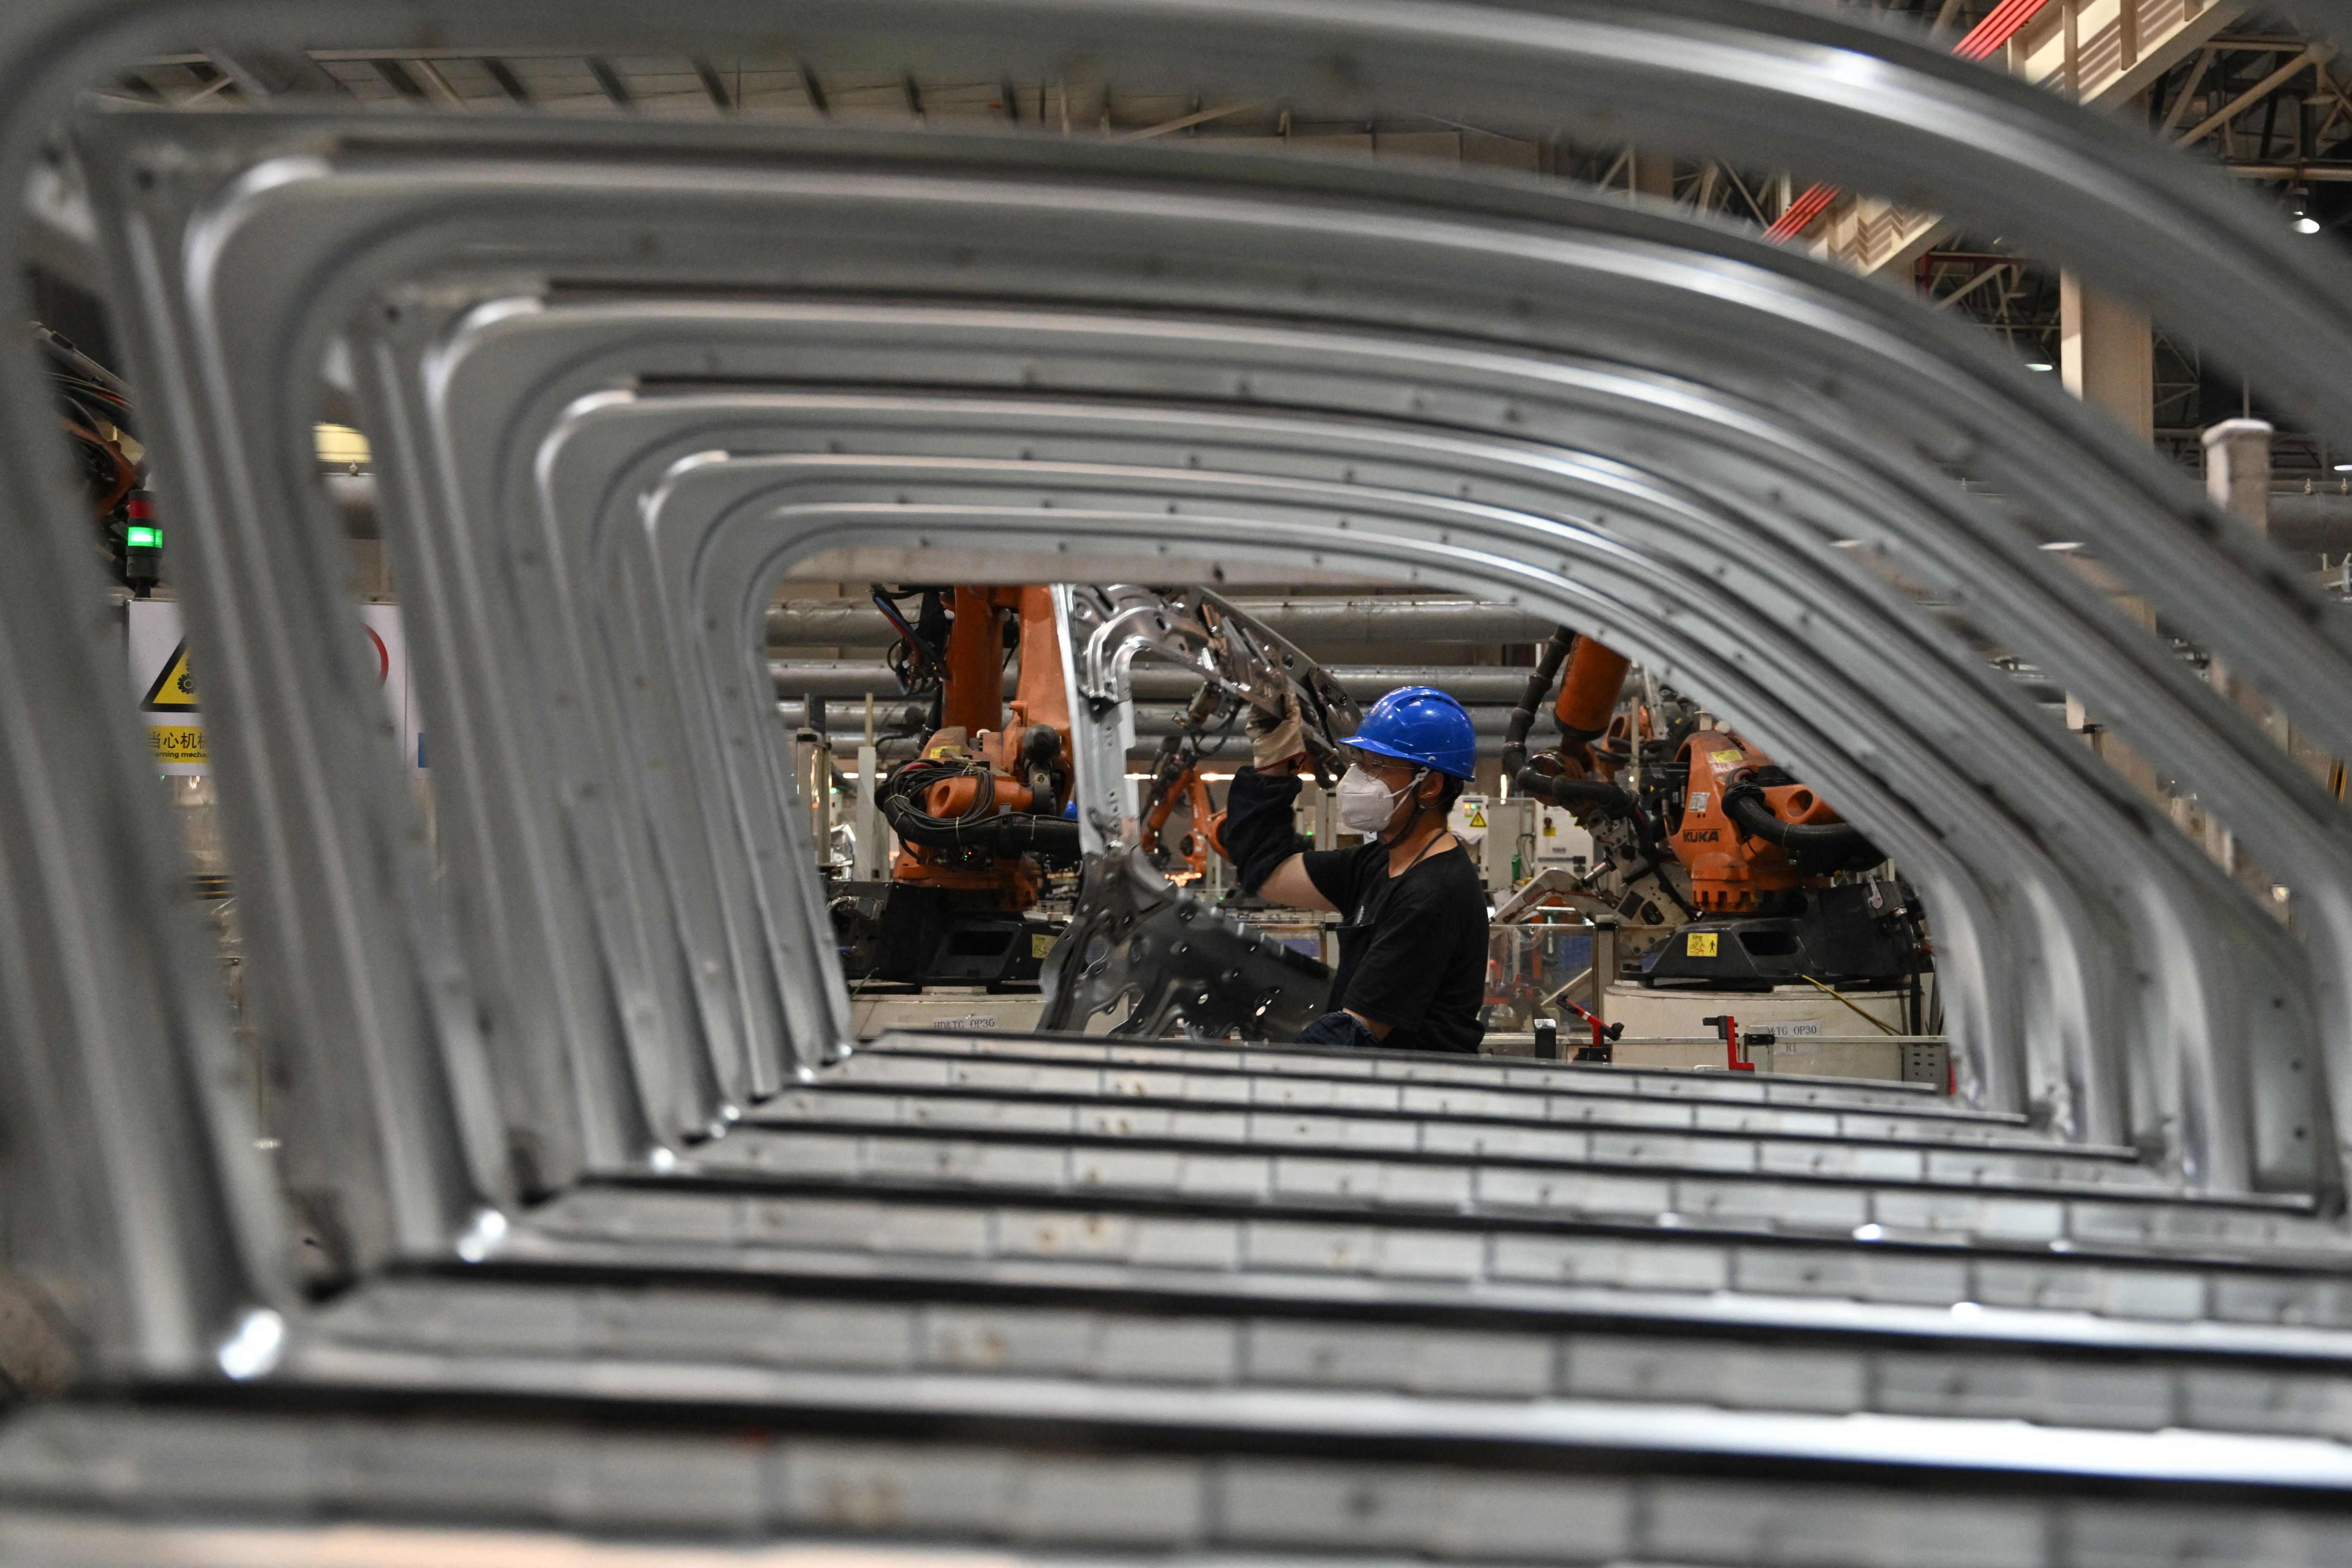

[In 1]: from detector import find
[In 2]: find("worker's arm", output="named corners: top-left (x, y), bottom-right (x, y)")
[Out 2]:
top-left (1219, 767), bottom-right (1337, 913)
top-left (1258, 847), bottom-right (1333, 912)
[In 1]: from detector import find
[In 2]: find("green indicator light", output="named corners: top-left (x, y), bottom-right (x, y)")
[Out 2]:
top-left (125, 525), bottom-right (163, 549)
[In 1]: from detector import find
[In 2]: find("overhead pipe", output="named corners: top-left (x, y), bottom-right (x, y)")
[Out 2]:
top-left (766, 596), bottom-right (1556, 648)
top-left (770, 659), bottom-right (1544, 704)
top-left (789, 733), bottom-right (1540, 766)
top-left (775, 698), bottom-right (1534, 737)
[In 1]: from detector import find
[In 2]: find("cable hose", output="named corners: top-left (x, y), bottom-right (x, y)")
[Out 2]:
top-left (880, 794), bottom-right (1082, 856)
top-left (879, 759), bottom-right (1080, 857)
top-left (1721, 787), bottom-right (1876, 859)
top-left (1499, 627), bottom-right (1576, 780)
top-left (880, 759), bottom-right (992, 829)
top-left (1512, 770), bottom-right (1637, 817)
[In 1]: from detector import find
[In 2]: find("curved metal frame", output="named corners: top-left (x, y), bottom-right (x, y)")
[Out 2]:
top-left (91, 119), bottom-right (2314, 1189)
top-left (8, 0), bottom-right (2352, 1385)
top-left (36, 113), bottom-right (2333, 1241)
top-left (638, 431), bottom-right (2308, 1177)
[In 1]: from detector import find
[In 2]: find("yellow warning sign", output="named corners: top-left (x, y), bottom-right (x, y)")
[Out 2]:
top-left (1685, 932), bottom-right (1720, 958)
top-left (1709, 748), bottom-right (1743, 766)
top-left (147, 724), bottom-right (207, 766)
top-left (1031, 932), bottom-right (1055, 960)
top-left (1464, 806), bottom-right (1488, 829)
top-left (140, 639), bottom-right (198, 712)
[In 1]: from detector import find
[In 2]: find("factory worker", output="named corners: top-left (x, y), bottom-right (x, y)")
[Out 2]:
top-left (1218, 686), bottom-right (1489, 1054)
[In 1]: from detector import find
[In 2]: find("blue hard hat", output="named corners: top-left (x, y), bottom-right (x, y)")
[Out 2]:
top-left (1340, 685), bottom-right (1478, 781)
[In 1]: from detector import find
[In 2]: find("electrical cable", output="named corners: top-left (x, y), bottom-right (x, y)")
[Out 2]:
top-left (1502, 625), bottom-right (1637, 816)
top-left (1721, 785), bottom-right (1880, 864)
top-left (877, 756), bottom-right (1081, 859)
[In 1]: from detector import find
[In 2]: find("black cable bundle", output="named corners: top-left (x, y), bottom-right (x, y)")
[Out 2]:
top-left (878, 757), bottom-right (1081, 859)
top-left (1502, 626), bottom-right (1636, 816)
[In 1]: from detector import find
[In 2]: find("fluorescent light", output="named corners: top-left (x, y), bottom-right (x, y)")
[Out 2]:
top-left (2037, 540), bottom-right (2083, 553)
top-left (314, 422), bottom-right (371, 466)
top-left (2024, 360), bottom-right (2055, 373)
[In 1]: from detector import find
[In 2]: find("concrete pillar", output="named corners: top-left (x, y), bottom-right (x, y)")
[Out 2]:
top-left (2057, 276), bottom-right (2168, 809)
top-left (2203, 419), bottom-right (2273, 533)
top-left (2059, 276), bottom-right (2153, 443)
top-left (2199, 420), bottom-right (2281, 891)
top-left (1631, 148), bottom-right (1673, 203)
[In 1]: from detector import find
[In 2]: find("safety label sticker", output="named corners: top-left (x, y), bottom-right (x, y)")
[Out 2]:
top-left (140, 640), bottom-right (199, 712)
top-left (146, 724), bottom-right (206, 767)
top-left (1685, 931), bottom-right (1720, 957)
top-left (128, 603), bottom-right (203, 776)
top-left (127, 599), bottom-right (426, 778)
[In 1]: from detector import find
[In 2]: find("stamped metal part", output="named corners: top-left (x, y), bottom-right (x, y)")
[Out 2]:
top-left (1037, 844), bottom-right (1333, 1040)
top-left (1059, 584), bottom-right (1358, 853)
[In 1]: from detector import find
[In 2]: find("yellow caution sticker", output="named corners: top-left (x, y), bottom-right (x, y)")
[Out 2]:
top-left (1031, 931), bottom-right (1055, 959)
top-left (148, 724), bottom-right (207, 766)
top-left (1708, 748), bottom-right (1743, 766)
top-left (1464, 806), bottom-right (1488, 828)
top-left (1685, 931), bottom-right (1720, 958)
top-left (140, 639), bottom-right (198, 712)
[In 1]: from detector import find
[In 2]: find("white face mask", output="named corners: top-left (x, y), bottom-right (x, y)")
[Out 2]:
top-left (1336, 763), bottom-right (1422, 835)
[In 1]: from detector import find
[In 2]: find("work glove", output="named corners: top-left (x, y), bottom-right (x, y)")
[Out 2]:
top-left (1247, 690), bottom-right (1308, 772)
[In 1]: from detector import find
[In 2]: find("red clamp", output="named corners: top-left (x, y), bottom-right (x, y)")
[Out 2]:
top-left (1561, 997), bottom-right (1623, 1062)
top-left (1701, 1013), bottom-right (1757, 1073)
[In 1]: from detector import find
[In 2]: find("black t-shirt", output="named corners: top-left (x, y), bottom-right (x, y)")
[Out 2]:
top-left (1302, 838), bottom-right (1490, 1055)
